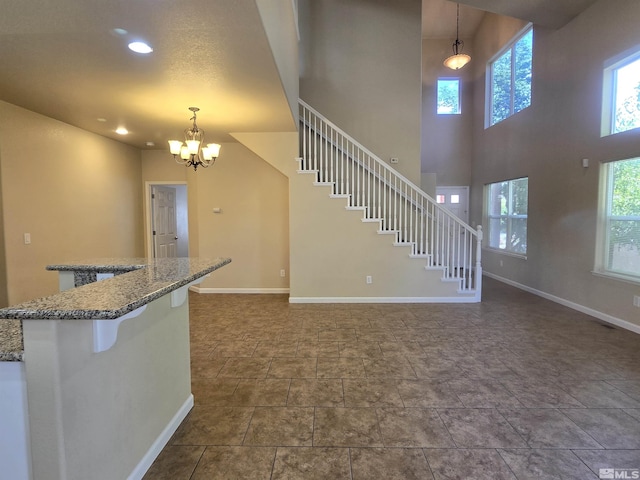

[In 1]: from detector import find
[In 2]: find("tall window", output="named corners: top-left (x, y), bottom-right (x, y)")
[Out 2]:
top-left (602, 50), bottom-right (640, 136)
top-left (597, 158), bottom-right (640, 281)
top-left (437, 79), bottom-right (461, 114)
top-left (486, 177), bottom-right (528, 255)
top-left (488, 26), bottom-right (533, 127)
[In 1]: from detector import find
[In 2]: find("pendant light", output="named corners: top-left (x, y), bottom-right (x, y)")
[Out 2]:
top-left (444, 4), bottom-right (471, 70)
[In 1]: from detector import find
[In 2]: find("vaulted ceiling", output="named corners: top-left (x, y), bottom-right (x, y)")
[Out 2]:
top-left (0, 0), bottom-right (598, 151)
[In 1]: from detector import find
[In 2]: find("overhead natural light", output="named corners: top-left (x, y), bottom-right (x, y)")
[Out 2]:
top-left (613, 57), bottom-right (640, 134)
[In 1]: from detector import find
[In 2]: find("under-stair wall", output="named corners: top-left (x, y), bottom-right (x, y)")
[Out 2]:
top-left (294, 100), bottom-right (482, 303)
top-left (231, 107), bottom-right (482, 303)
top-left (289, 167), bottom-right (477, 302)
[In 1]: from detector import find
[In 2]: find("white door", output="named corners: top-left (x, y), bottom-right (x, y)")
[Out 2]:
top-left (436, 186), bottom-right (469, 224)
top-left (152, 186), bottom-right (178, 258)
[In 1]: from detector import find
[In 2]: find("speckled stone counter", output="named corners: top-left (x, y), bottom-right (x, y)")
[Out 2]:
top-left (7, 256), bottom-right (232, 480)
top-left (0, 257), bottom-right (231, 360)
top-left (0, 319), bottom-right (23, 361)
top-left (46, 257), bottom-right (149, 287)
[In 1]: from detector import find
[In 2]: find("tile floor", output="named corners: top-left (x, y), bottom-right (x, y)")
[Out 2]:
top-left (144, 278), bottom-right (640, 479)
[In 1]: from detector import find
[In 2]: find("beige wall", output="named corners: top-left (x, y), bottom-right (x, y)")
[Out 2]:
top-left (0, 148), bottom-right (8, 308)
top-left (255, 0), bottom-right (300, 125)
top-left (289, 170), bottom-right (468, 300)
top-left (421, 38), bottom-right (474, 187)
top-left (0, 101), bottom-right (144, 304)
top-left (298, 0), bottom-right (423, 185)
top-left (469, 1), bottom-right (640, 327)
top-left (196, 143), bottom-right (289, 290)
top-left (143, 143), bottom-right (291, 291)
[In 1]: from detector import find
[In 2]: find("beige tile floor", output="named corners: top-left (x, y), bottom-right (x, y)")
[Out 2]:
top-left (144, 278), bottom-right (640, 479)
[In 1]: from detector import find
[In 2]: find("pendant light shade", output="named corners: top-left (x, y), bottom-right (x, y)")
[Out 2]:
top-left (444, 4), bottom-right (471, 70)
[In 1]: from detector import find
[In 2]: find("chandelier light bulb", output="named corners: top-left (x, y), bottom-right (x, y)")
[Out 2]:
top-left (168, 107), bottom-right (222, 171)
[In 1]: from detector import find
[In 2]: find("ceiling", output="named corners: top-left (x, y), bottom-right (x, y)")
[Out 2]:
top-left (0, 0), bottom-right (599, 151)
top-left (422, 0), bottom-right (600, 39)
top-left (0, 0), bottom-right (295, 149)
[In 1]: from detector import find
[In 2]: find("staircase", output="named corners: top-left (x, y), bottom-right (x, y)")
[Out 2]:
top-left (298, 99), bottom-right (483, 302)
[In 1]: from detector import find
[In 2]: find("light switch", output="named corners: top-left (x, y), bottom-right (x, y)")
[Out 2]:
top-left (24, 233), bottom-right (31, 245)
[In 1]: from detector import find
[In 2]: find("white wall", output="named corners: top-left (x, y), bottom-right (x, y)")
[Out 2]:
top-left (22, 294), bottom-right (192, 480)
top-left (469, 1), bottom-right (640, 327)
top-left (421, 38), bottom-right (474, 187)
top-left (298, 0), bottom-right (423, 185)
top-left (255, 0), bottom-right (300, 124)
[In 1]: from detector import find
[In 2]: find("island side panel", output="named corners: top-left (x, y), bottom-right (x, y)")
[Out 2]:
top-left (22, 293), bottom-right (192, 480)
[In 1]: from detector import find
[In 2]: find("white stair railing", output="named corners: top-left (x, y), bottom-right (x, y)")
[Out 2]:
top-left (299, 99), bottom-right (482, 298)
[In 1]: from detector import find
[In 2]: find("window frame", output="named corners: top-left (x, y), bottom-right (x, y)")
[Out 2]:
top-left (601, 46), bottom-right (640, 137)
top-left (594, 158), bottom-right (640, 285)
top-left (484, 177), bottom-right (529, 258)
top-left (485, 24), bottom-right (533, 128)
top-left (436, 78), bottom-right (461, 115)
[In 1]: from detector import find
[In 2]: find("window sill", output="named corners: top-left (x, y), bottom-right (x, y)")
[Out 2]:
top-left (592, 270), bottom-right (640, 287)
top-left (482, 247), bottom-right (527, 260)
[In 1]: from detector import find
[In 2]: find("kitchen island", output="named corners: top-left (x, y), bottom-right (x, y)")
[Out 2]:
top-left (0, 257), bottom-right (231, 480)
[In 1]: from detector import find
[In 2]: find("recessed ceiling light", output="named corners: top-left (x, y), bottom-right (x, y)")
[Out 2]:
top-left (128, 41), bottom-right (153, 54)
top-left (145, 141), bottom-right (155, 147)
top-left (115, 127), bottom-right (129, 135)
top-left (112, 28), bottom-right (128, 36)
top-left (96, 117), bottom-right (107, 122)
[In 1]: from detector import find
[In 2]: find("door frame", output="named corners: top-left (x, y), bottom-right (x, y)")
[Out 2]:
top-left (144, 181), bottom-right (189, 258)
top-left (435, 185), bottom-right (470, 224)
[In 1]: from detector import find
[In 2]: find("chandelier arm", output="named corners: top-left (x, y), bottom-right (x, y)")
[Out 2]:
top-left (170, 107), bottom-right (220, 171)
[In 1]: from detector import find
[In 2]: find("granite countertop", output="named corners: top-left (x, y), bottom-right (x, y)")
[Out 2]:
top-left (0, 257), bottom-right (231, 361)
top-left (46, 258), bottom-right (150, 273)
top-left (0, 319), bottom-right (23, 361)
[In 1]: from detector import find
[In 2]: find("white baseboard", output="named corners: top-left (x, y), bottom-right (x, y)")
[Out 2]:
top-left (288, 296), bottom-right (479, 304)
top-left (191, 287), bottom-right (290, 294)
top-left (127, 394), bottom-right (194, 480)
top-left (484, 271), bottom-right (640, 335)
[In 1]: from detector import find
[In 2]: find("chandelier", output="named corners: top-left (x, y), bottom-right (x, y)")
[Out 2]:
top-left (443, 4), bottom-right (471, 70)
top-left (168, 107), bottom-right (221, 171)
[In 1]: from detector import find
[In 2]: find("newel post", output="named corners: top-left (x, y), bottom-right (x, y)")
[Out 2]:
top-left (475, 225), bottom-right (483, 301)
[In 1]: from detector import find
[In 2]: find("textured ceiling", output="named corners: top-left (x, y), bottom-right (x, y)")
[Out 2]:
top-left (0, 0), bottom-right (599, 150)
top-left (0, 0), bottom-right (296, 148)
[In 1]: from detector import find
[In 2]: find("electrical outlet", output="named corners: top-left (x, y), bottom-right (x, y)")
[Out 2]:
top-left (280, 269), bottom-right (286, 278)
top-left (634, 295), bottom-right (640, 307)
top-left (390, 157), bottom-right (399, 164)
top-left (366, 275), bottom-right (372, 284)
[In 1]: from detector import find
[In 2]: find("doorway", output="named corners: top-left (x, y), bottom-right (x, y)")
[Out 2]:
top-left (435, 186), bottom-right (469, 224)
top-left (145, 182), bottom-right (189, 258)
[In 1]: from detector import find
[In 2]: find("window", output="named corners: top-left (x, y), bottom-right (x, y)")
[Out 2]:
top-left (487, 26), bottom-right (533, 127)
top-left (602, 50), bottom-right (640, 136)
top-left (437, 79), bottom-right (461, 114)
top-left (597, 158), bottom-right (640, 281)
top-left (486, 177), bottom-right (528, 255)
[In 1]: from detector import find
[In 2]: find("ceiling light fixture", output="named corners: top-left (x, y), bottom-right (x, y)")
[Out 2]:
top-left (444, 4), bottom-right (471, 70)
top-left (168, 107), bottom-right (221, 171)
top-left (115, 127), bottom-right (128, 135)
top-left (128, 41), bottom-right (153, 54)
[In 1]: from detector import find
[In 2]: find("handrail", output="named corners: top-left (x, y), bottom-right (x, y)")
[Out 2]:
top-left (299, 99), bottom-right (482, 298)
top-left (298, 99), bottom-right (478, 236)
